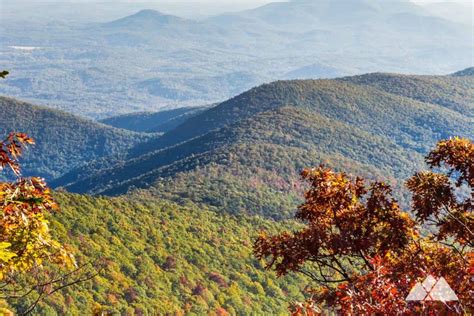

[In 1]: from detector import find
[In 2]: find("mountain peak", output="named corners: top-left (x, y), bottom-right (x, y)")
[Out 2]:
top-left (133, 9), bottom-right (168, 18)
top-left (105, 9), bottom-right (185, 29)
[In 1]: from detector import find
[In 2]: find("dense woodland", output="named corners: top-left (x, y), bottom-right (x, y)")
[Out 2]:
top-left (0, 68), bottom-right (472, 314)
top-left (340, 72), bottom-right (474, 117)
top-left (6, 193), bottom-right (308, 314)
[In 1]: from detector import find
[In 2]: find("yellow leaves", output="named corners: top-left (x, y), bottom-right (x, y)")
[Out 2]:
top-left (0, 307), bottom-right (14, 316)
top-left (0, 133), bottom-right (73, 282)
top-left (0, 242), bottom-right (16, 263)
top-left (0, 243), bottom-right (16, 281)
top-left (0, 133), bottom-right (88, 313)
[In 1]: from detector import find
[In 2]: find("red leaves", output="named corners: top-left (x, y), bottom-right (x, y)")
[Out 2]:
top-left (0, 132), bottom-right (35, 176)
top-left (407, 137), bottom-right (473, 247)
top-left (426, 137), bottom-right (474, 187)
top-left (295, 165), bottom-right (414, 257)
top-left (254, 230), bottom-right (314, 276)
top-left (255, 138), bottom-right (474, 314)
top-left (406, 172), bottom-right (455, 221)
top-left (255, 164), bottom-right (417, 299)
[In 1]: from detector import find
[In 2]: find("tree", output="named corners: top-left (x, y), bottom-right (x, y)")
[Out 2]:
top-left (407, 137), bottom-right (473, 248)
top-left (255, 137), bottom-right (473, 314)
top-left (0, 133), bottom-right (97, 314)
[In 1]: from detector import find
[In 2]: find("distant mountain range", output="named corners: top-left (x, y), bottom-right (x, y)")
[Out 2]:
top-left (44, 68), bottom-right (474, 219)
top-left (0, 0), bottom-right (472, 118)
top-left (423, 1), bottom-right (473, 25)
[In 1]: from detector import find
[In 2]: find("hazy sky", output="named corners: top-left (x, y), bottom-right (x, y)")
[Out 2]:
top-left (2, 0), bottom-right (472, 23)
top-left (3, 0), bottom-right (472, 4)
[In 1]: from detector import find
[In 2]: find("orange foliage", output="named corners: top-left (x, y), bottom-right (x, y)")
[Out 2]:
top-left (255, 137), bottom-right (473, 314)
top-left (0, 132), bottom-right (34, 175)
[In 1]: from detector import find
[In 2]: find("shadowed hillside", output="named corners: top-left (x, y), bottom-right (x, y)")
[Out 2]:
top-left (100, 106), bottom-right (209, 133)
top-left (0, 96), bottom-right (153, 179)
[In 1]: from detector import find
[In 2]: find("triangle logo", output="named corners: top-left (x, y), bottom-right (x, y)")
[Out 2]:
top-left (406, 282), bottom-right (427, 301)
top-left (406, 275), bottom-right (458, 302)
top-left (429, 277), bottom-right (459, 302)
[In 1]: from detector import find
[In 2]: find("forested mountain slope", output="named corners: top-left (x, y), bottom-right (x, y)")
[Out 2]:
top-left (340, 71), bottom-right (474, 116)
top-left (8, 193), bottom-right (307, 314)
top-left (61, 106), bottom-right (423, 192)
top-left (90, 107), bottom-right (426, 218)
top-left (53, 71), bottom-right (473, 218)
top-left (0, 96), bottom-right (152, 179)
top-left (129, 72), bottom-right (473, 157)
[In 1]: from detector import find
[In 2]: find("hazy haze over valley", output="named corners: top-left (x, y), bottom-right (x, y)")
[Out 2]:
top-left (1, 0), bottom-right (472, 118)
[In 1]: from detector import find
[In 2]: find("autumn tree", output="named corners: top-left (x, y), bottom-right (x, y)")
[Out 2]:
top-left (0, 133), bottom-right (97, 314)
top-left (255, 137), bottom-right (473, 314)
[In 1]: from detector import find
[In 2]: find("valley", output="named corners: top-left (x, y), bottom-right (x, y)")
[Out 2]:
top-left (1, 0), bottom-right (472, 118)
